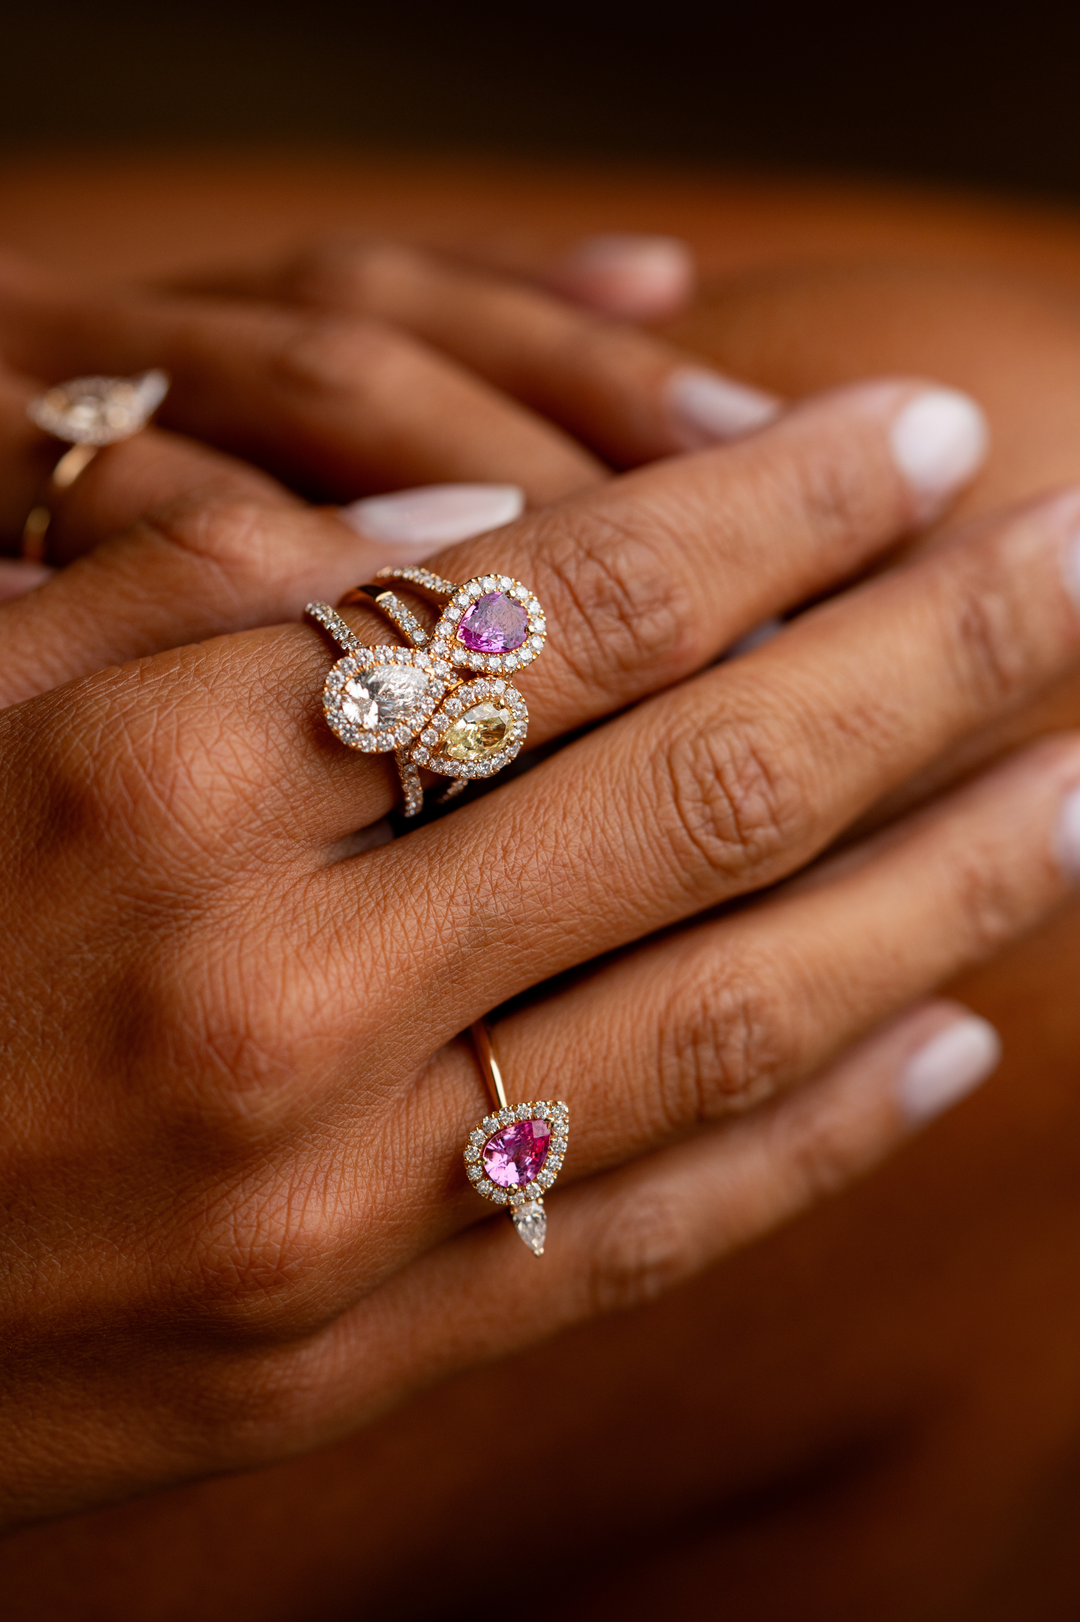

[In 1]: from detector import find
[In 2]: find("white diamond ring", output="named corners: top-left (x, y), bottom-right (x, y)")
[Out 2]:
top-left (306, 567), bottom-right (547, 818)
top-left (22, 370), bottom-right (170, 562)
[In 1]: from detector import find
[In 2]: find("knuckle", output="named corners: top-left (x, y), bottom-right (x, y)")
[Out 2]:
top-left (947, 839), bottom-right (1037, 955)
top-left (774, 1096), bottom-right (860, 1206)
top-left (21, 639), bottom-right (299, 869)
top-left (539, 509), bottom-right (698, 697)
top-left (947, 572), bottom-right (1029, 707)
top-left (20, 667), bottom-right (200, 863)
top-left (654, 952), bottom-right (795, 1125)
top-left (140, 496), bottom-right (277, 581)
top-left (657, 710), bottom-right (802, 887)
top-left (586, 1190), bottom-right (693, 1315)
top-left (180, 1178), bottom-right (342, 1337)
top-left (286, 236), bottom-right (419, 307)
top-left (771, 429), bottom-right (886, 545)
top-left (271, 308), bottom-right (407, 396)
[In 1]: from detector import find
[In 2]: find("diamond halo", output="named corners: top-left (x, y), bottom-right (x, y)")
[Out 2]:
top-left (464, 1100), bottom-right (570, 1256)
top-left (307, 572), bottom-right (546, 814)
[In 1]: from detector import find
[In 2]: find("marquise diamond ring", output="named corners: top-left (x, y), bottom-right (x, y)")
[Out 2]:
top-left (22, 369), bottom-right (170, 561)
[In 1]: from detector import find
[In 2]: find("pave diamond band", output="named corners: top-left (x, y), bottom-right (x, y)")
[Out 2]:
top-left (306, 565), bottom-right (546, 817)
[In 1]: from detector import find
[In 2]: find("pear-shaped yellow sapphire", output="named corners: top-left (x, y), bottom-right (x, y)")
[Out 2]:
top-left (443, 702), bottom-right (512, 762)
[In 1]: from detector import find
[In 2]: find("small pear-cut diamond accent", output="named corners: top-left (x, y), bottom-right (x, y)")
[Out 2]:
top-left (456, 592), bottom-right (529, 653)
top-left (442, 702), bottom-right (512, 763)
top-left (28, 369), bottom-right (169, 445)
top-left (511, 1199), bottom-right (547, 1256)
top-left (340, 665), bottom-right (428, 730)
top-left (482, 1118), bottom-right (551, 1188)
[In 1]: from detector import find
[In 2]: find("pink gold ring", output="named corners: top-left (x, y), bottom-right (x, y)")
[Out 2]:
top-left (306, 566), bottom-right (547, 817)
top-left (464, 1019), bottom-right (569, 1256)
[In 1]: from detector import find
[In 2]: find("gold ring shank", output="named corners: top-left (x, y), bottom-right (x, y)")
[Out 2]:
top-left (470, 1018), bottom-right (509, 1111)
top-left (21, 443), bottom-right (102, 562)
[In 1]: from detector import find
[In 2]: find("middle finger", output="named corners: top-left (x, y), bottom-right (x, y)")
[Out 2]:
top-left (353, 475), bottom-right (1080, 1026)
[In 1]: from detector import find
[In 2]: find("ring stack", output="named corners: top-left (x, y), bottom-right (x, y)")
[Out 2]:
top-left (307, 565), bottom-right (547, 817)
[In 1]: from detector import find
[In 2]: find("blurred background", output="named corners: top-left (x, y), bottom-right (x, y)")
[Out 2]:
top-left (3, 0), bottom-right (1080, 196)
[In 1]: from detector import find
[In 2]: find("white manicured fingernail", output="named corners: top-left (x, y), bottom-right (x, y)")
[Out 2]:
top-left (1053, 784), bottom-right (1080, 879)
top-left (0, 560), bottom-right (51, 601)
top-left (339, 484), bottom-right (525, 546)
top-left (896, 1015), bottom-right (1001, 1126)
top-left (551, 234), bottom-right (695, 318)
top-left (668, 366), bottom-right (781, 447)
top-left (889, 388), bottom-right (988, 517)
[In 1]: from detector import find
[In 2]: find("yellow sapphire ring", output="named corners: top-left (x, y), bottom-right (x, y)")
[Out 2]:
top-left (306, 566), bottom-right (547, 817)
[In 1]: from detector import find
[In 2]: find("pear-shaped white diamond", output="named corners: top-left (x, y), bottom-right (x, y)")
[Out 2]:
top-left (340, 666), bottom-right (427, 730)
top-left (511, 1198), bottom-right (547, 1257)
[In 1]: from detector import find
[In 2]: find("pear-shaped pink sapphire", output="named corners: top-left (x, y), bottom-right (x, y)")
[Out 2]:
top-left (456, 592), bottom-right (529, 654)
top-left (482, 1118), bottom-right (551, 1188)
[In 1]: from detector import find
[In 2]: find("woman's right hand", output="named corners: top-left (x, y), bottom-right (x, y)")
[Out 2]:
top-left (3, 363), bottom-right (1080, 1530)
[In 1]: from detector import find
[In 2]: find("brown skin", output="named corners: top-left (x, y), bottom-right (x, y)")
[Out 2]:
top-left (8, 348), bottom-right (1077, 1529)
top-left (4, 164), bottom-right (1080, 1616)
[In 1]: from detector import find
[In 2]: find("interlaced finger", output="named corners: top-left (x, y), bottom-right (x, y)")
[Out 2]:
top-left (353, 481), bottom-right (1080, 1022)
top-left (0, 251), bottom-right (604, 507)
top-left (173, 236), bottom-right (782, 466)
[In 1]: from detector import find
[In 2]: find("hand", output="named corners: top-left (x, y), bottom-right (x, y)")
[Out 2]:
top-left (3, 347), bottom-right (1080, 1529)
top-left (0, 233), bottom-right (773, 630)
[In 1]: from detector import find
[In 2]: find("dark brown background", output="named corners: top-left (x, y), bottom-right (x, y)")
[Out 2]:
top-left (4, 0), bottom-right (1080, 198)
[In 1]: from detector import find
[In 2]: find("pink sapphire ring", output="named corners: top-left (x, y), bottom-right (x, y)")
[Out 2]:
top-left (306, 566), bottom-right (547, 818)
top-left (463, 1019), bottom-right (569, 1256)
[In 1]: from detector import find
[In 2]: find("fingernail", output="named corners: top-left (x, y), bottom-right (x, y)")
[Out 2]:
top-left (1053, 783), bottom-right (1080, 879)
top-left (896, 1014), bottom-right (1001, 1126)
top-left (889, 388), bottom-right (989, 518)
top-left (0, 559), bottom-right (51, 602)
top-left (549, 233), bottom-right (695, 319)
top-left (339, 483), bottom-right (525, 547)
top-left (667, 366), bottom-right (781, 448)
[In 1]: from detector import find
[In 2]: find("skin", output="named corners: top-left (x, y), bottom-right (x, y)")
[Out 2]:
top-left (6, 177), bottom-right (1076, 1609)
top-left (6, 305), bottom-right (1078, 1521)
